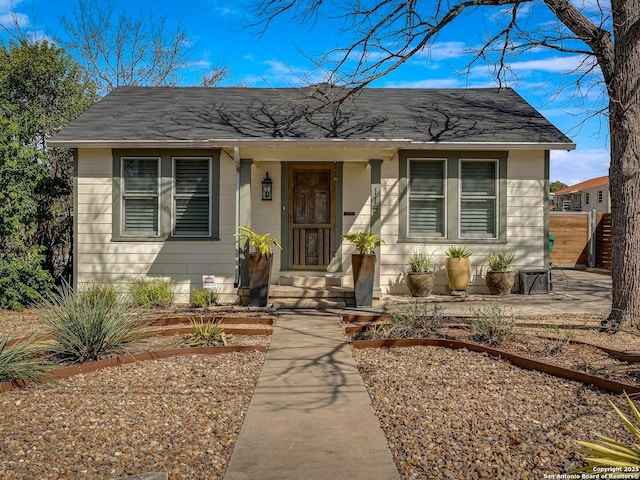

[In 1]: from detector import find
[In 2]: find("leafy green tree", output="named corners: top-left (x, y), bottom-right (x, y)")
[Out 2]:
top-left (550, 181), bottom-right (568, 193)
top-left (0, 40), bottom-right (96, 308)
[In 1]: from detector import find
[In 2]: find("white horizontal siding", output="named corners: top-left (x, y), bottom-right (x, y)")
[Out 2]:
top-left (378, 150), bottom-right (547, 295)
top-left (76, 148), bottom-right (239, 303)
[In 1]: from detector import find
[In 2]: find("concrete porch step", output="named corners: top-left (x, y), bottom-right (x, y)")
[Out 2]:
top-left (272, 298), bottom-right (348, 309)
top-left (278, 275), bottom-right (343, 287)
top-left (270, 285), bottom-right (353, 299)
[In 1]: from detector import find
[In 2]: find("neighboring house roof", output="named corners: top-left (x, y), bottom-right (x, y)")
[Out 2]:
top-left (50, 86), bottom-right (575, 150)
top-left (554, 176), bottom-right (609, 195)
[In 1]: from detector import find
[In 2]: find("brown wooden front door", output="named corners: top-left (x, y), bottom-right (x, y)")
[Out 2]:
top-left (288, 164), bottom-right (335, 269)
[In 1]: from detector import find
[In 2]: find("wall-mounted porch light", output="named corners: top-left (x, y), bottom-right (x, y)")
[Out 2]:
top-left (261, 172), bottom-right (273, 201)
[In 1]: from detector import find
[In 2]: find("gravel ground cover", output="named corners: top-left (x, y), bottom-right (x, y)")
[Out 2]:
top-left (0, 351), bottom-right (265, 480)
top-left (354, 346), bottom-right (629, 480)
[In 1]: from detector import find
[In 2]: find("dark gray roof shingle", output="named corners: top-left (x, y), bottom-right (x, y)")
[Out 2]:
top-left (51, 86), bottom-right (573, 146)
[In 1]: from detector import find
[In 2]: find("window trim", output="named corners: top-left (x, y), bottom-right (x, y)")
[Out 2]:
top-left (585, 191), bottom-right (590, 205)
top-left (398, 150), bottom-right (507, 244)
top-left (112, 149), bottom-right (221, 242)
top-left (598, 190), bottom-right (603, 204)
top-left (458, 158), bottom-right (499, 240)
top-left (171, 156), bottom-right (213, 238)
top-left (120, 156), bottom-right (161, 238)
top-left (407, 158), bottom-right (447, 238)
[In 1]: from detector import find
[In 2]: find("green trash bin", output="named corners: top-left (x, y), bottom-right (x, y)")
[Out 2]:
top-left (549, 232), bottom-right (555, 253)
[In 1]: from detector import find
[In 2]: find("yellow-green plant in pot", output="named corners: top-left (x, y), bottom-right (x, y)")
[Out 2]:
top-left (485, 250), bottom-right (516, 295)
top-left (406, 249), bottom-right (435, 297)
top-left (445, 246), bottom-right (472, 294)
top-left (235, 226), bottom-right (282, 307)
top-left (342, 232), bottom-right (385, 307)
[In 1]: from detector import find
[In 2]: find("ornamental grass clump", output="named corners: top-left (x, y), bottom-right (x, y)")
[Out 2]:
top-left (184, 317), bottom-right (229, 347)
top-left (0, 335), bottom-right (54, 385)
top-left (572, 393), bottom-right (640, 473)
top-left (40, 283), bottom-right (146, 363)
top-left (486, 250), bottom-right (516, 272)
top-left (128, 277), bottom-right (176, 306)
top-left (407, 249), bottom-right (434, 273)
top-left (389, 302), bottom-right (444, 338)
top-left (190, 287), bottom-right (219, 308)
top-left (467, 303), bottom-right (514, 346)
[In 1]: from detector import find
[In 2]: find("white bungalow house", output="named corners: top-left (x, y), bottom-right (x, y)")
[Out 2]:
top-left (50, 86), bottom-right (575, 304)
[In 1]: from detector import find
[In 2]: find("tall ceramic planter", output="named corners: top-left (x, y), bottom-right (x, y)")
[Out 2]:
top-left (446, 257), bottom-right (471, 291)
top-left (248, 253), bottom-right (273, 307)
top-left (486, 271), bottom-right (515, 295)
top-left (406, 272), bottom-right (435, 297)
top-left (352, 253), bottom-right (376, 307)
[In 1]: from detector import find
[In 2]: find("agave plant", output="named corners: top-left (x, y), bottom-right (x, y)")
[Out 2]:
top-left (445, 245), bottom-right (472, 258)
top-left (572, 393), bottom-right (640, 473)
top-left (184, 317), bottom-right (229, 347)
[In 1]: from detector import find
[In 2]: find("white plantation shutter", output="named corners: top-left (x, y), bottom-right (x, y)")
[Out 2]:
top-left (460, 160), bottom-right (497, 238)
top-left (122, 158), bottom-right (159, 235)
top-left (408, 160), bottom-right (445, 236)
top-left (173, 158), bottom-right (211, 236)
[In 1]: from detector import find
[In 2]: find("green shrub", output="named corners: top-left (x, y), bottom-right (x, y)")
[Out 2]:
top-left (128, 277), bottom-right (176, 306)
top-left (467, 303), bottom-right (514, 346)
top-left (184, 317), bottom-right (229, 347)
top-left (0, 250), bottom-right (53, 311)
top-left (0, 335), bottom-right (53, 384)
top-left (40, 282), bottom-right (145, 363)
top-left (573, 393), bottom-right (640, 473)
top-left (81, 282), bottom-right (120, 308)
top-left (389, 302), bottom-right (444, 338)
top-left (190, 287), bottom-right (219, 308)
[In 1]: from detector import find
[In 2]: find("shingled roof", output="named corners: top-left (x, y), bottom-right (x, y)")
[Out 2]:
top-left (50, 86), bottom-right (574, 149)
top-left (554, 176), bottom-right (609, 195)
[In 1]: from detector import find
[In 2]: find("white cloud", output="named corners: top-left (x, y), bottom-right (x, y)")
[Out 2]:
top-left (0, 0), bottom-right (23, 12)
top-left (240, 59), bottom-right (326, 87)
top-left (509, 55), bottom-right (595, 73)
top-left (207, 0), bottom-right (242, 16)
top-left (569, 0), bottom-right (610, 13)
top-left (550, 148), bottom-right (609, 184)
top-left (415, 41), bottom-right (470, 61)
top-left (0, 11), bottom-right (27, 28)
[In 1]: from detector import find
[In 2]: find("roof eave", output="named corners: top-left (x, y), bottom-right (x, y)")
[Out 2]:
top-left (47, 138), bottom-right (577, 151)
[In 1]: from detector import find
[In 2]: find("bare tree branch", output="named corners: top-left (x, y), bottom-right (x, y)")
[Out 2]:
top-left (57, 0), bottom-right (228, 94)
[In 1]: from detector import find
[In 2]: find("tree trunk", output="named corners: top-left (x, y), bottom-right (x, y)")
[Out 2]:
top-left (604, 0), bottom-right (640, 330)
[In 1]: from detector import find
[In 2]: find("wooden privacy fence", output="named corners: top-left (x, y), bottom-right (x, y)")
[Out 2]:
top-left (549, 212), bottom-right (612, 269)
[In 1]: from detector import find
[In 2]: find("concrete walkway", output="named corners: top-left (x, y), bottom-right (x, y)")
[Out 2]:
top-left (223, 310), bottom-right (400, 480)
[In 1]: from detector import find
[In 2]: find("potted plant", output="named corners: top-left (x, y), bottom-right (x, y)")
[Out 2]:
top-left (406, 249), bottom-right (435, 297)
top-left (445, 246), bottom-right (472, 294)
top-left (235, 226), bottom-right (282, 307)
top-left (485, 250), bottom-right (516, 295)
top-left (342, 231), bottom-right (385, 307)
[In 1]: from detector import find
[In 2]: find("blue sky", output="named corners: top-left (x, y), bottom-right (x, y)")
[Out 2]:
top-left (0, 0), bottom-right (610, 186)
